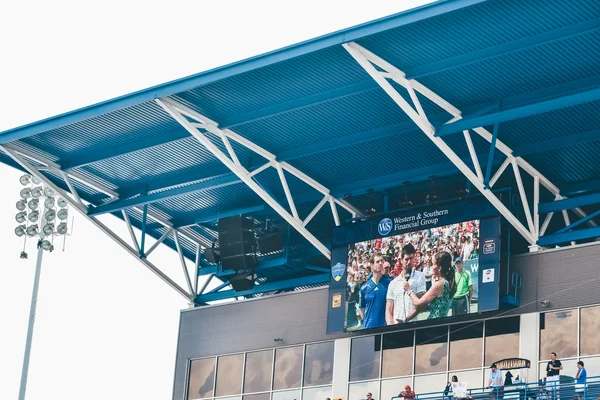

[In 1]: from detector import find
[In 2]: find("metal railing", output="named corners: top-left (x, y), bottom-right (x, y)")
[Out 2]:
top-left (388, 375), bottom-right (600, 400)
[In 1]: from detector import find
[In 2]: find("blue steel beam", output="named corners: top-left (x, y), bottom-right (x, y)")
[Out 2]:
top-left (561, 178), bottom-right (600, 197)
top-left (555, 209), bottom-right (600, 235)
top-left (539, 193), bottom-right (600, 214)
top-left (512, 128), bottom-right (600, 157)
top-left (0, 0), bottom-right (484, 144)
top-left (538, 226), bottom-right (600, 247)
top-left (436, 87), bottom-right (600, 137)
top-left (405, 18), bottom-right (600, 79)
top-left (196, 273), bottom-right (330, 303)
top-left (197, 254), bottom-right (289, 277)
top-left (53, 20), bottom-right (600, 170)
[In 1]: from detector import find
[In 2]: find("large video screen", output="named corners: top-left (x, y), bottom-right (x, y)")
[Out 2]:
top-left (345, 220), bottom-right (480, 331)
top-left (326, 199), bottom-right (501, 334)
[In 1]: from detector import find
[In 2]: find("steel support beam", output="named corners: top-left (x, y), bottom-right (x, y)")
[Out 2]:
top-left (155, 97), bottom-right (364, 259)
top-left (435, 87), bottom-right (600, 137)
top-left (1, 145), bottom-right (195, 301)
top-left (539, 192), bottom-right (600, 213)
top-left (196, 273), bottom-right (330, 303)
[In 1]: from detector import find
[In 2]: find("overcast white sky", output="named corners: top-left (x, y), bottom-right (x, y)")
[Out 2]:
top-left (0, 1), bottom-right (431, 399)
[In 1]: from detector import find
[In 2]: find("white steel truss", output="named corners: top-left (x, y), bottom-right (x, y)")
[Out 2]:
top-left (343, 41), bottom-right (596, 247)
top-left (0, 144), bottom-right (219, 303)
top-left (155, 97), bottom-right (363, 260)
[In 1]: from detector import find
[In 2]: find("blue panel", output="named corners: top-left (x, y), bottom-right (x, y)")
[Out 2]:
top-left (539, 192), bottom-right (600, 213)
top-left (405, 17), bottom-right (600, 79)
top-left (173, 204), bottom-right (265, 228)
top-left (513, 128), bottom-right (600, 157)
top-left (196, 273), bottom-right (330, 303)
top-left (436, 86), bottom-right (600, 136)
top-left (538, 226), bottom-right (600, 246)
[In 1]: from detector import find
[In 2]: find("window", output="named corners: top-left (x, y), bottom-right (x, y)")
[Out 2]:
top-left (348, 380), bottom-right (379, 400)
top-left (350, 336), bottom-right (381, 382)
top-left (302, 386), bottom-right (332, 400)
top-left (381, 377), bottom-right (413, 400)
top-left (382, 331), bottom-right (414, 378)
top-left (540, 310), bottom-right (577, 359)
top-left (414, 373), bottom-right (447, 394)
top-left (580, 306), bottom-right (600, 356)
top-left (273, 346), bottom-right (303, 390)
top-left (243, 394), bottom-right (270, 400)
top-left (484, 317), bottom-right (519, 367)
top-left (303, 342), bottom-right (334, 387)
top-left (271, 389), bottom-right (301, 400)
top-left (449, 322), bottom-right (483, 371)
top-left (415, 327), bottom-right (448, 374)
top-left (188, 358), bottom-right (215, 400)
top-left (451, 369), bottom-right (483, 390)
top-left (216, 354), bottom-right (244, 396)
top-left (244, 350), bottom-right (273, 393)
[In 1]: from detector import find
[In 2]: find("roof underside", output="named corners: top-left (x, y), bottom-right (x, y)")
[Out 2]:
top-left (2, 0), bottom-right (600, 298)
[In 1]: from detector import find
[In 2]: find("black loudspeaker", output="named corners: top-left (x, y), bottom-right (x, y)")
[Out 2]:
top-left (204, 249), bottom-right (220, 264)
top-left (229, 273), bottom-right (255, 291)
top-left (258, 234), bottom-right (283, 254)
top-left (218, 216), bottom-right (257, 271)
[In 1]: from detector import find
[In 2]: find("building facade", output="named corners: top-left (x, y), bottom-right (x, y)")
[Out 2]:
top-left (173, 243), bottom-right (600, 400)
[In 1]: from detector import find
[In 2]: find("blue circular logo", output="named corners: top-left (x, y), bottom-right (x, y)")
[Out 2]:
top-left (378, 218), bottom-right (393, 236)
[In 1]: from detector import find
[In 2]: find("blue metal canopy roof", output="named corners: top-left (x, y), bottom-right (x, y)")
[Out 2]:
top-left (2, 0), bottom-right (600, 300)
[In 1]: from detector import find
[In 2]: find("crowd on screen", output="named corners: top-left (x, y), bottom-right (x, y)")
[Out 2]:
top-left (346, 221), bottom-right (479, 329)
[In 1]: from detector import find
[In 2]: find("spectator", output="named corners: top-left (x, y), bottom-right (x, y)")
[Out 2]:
top-left (366, 393), bottom-right (374, 400)
top-left (452, 258), bottom-right (473, 316)
top-left (488, 363), bottom-right (504, 399)
top-left (575, 360), bottom-right (587, 399)
top-left (399, 385), bottom-right (416, 400)
top-left (545, 352), bottom-right (562, 393)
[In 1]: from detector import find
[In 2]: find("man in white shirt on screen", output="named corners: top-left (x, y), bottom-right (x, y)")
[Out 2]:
top-left (386, 243), bottom-right (426, 324)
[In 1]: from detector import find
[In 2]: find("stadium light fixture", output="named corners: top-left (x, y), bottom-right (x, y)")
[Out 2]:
top-left (42, 224), bottom-right (54, 236)
top-left (44, 209), bottom-right (56, 222)
top-left (16, 200), bottom-right (27, 211)
top-left (57, 222), bottom-right (68, 235)
top-left (26, 225), bottom-right (38, 237)
top-left (15, 212), bottom-right (27, 223)
top-left (27, 211), bottom-right (39, 223)
top-left (19, 174), bottom-right (31, 186)
top-left (57, 197), bottom-right (67, 208)
top-left (31, 187), bottom-right (42, 199)
top-left (44, 197), bottom-right (55, 209)
top-left (57, 208), bottom-right (68, 220)
top-left (20, 188), bottom-right (31, 199)
top-left (15, 225), bottom-right (26, 237)
top-left (43, 187), bottom-right (55, 197)
top-left (27, 199), bottom-right (39, 210)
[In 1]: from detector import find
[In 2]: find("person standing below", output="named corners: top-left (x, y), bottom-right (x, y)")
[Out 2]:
top-left (399, 385), bottom-right (416, 400)
top-left (423, 259), bottom-right (434, 291)
top-left (488, 363), bottom-right (504, 399)
top-left (386, 244), bottom-right (426, 324)
top-left (546, 352), bottom-right (563, 394)
top-left (359, 252), bottom-right (393, 329)
top-left (452, 258), bottom-right (473, 316)
top-left (366, 393), bottom-right (374, 400)
top-left (575, 361), bottom-right (587, 399)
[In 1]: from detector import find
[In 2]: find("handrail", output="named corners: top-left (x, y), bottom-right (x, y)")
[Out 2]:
top-left (385, 374), bottom-right (600, 400)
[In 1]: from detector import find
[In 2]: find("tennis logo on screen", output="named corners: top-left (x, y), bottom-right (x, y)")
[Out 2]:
top-left (378, 218), bottom-right (393, 235)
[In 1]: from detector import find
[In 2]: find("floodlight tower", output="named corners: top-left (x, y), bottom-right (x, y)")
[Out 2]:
top-left (14, 174), bottom-right (71, 400)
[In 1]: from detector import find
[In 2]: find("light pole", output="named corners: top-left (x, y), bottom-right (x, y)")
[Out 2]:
top-left (14, 174), bottom-right (71, 400)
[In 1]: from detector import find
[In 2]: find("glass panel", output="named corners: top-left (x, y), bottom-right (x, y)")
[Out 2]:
top-left (273, 346), bottom-right (303, 390)
top-left (272, 389), bottom-right (301, 400)
top-left (216, 354), bottom-right (244, 396)
top-left (449, 369), bottom-right (483, 390)
top-left (243, 394), bottom-right (270, 400)
top-left (244, 350), bottom-right (273, 393)
top-left (580, 305), bottom-right (600, 356)
top-left (415, 327), bottom-right (448, 374)
top-left (449, 322), bottom-right (483, 371)
top-left (484, 317), bottom-right (519, 366)
top-left (540, 310), bottom-right (577, 360)
top-left (578, 356), bottom-right (600, 382)
top-left (304, 342), bottom-right (334, 386)
top-left (414, 373), bottom-right (447, 398)
top-left (381, 377), bottom-right (413, 400)
top-left (538, 359), bottom-right (578, 381)
top-left (382, 331), bottom-right (414, 378)
top-left (348, 380), bottom-right (380, 400)
top-left (350, 335), bottom-right (381, 382)
top-left (303, 386), bottom-right (332, 400)
top-left (188, 358), bottom-right (216, 400)
top-left (216, 397), bottom-right (241, 400)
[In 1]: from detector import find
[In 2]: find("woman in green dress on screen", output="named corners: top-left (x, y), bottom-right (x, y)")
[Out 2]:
top-left (403, 251), bottom-right (456, 321)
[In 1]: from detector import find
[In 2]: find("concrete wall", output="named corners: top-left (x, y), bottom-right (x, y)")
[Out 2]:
top-left (173, 242), bottom-right (600, 399)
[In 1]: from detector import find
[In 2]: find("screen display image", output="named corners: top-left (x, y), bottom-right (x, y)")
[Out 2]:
top-left (345, 220), bottom-right (480, 331)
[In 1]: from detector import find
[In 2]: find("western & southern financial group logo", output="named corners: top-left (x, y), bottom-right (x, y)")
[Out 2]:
top-left (331, 262), bottom-right (345, 282)
top-left (378, 218), bottom-right (393, 236)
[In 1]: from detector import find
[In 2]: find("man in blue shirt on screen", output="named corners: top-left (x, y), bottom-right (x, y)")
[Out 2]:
top-left (359, 252), bottom-right (392, 329)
